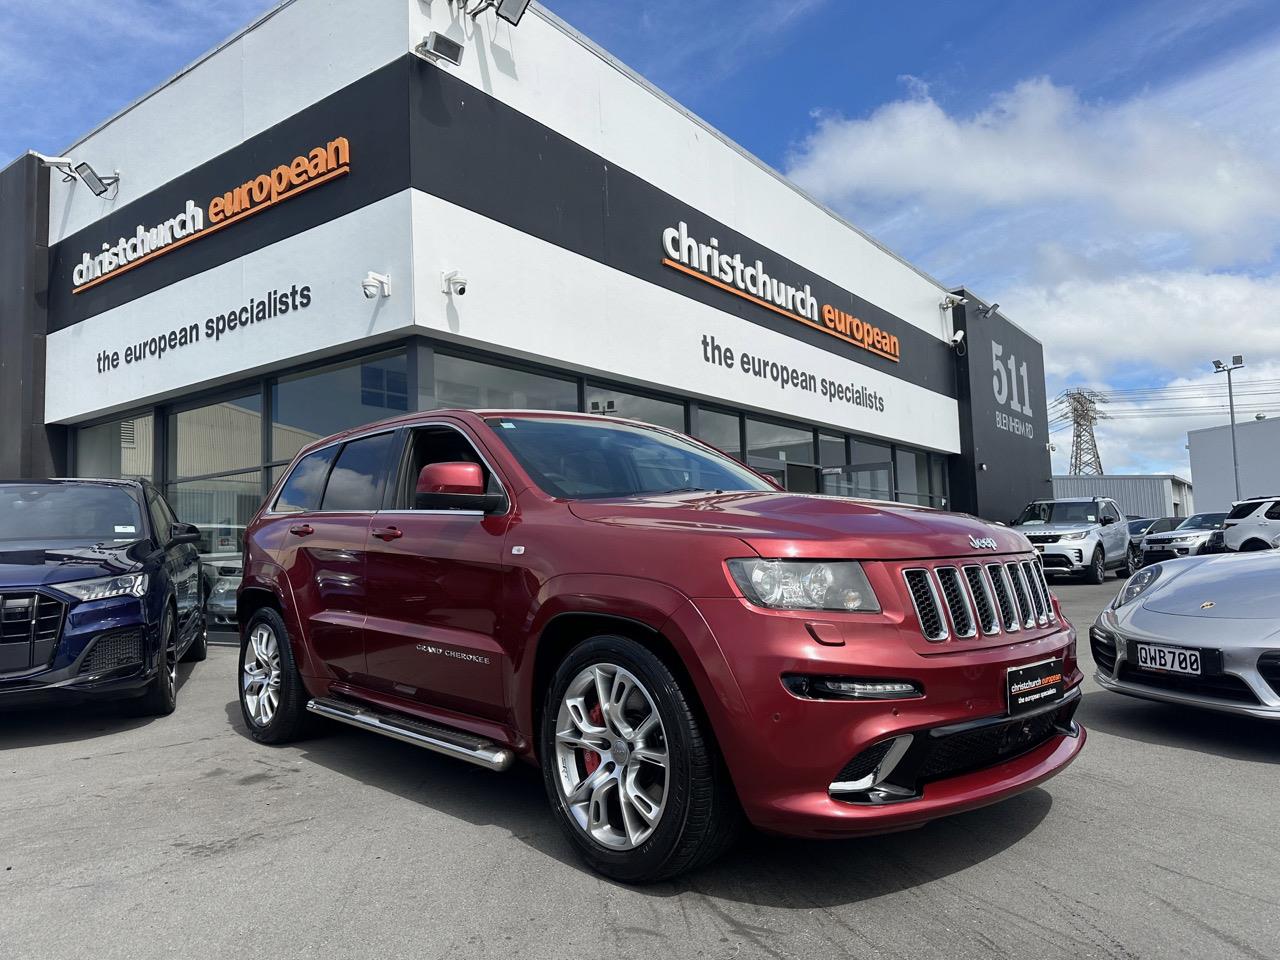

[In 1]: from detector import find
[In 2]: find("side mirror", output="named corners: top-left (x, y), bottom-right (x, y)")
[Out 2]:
top-left (1100, 515), bottom-right (1116, 526)
top-left (414, 462), bottom-right (505, 512)
top-left (168, 521), bottom-right (202, 547)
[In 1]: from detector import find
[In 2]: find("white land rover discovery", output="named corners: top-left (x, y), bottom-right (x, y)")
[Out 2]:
top-left (1012, 497), bottom-right (1135, 583)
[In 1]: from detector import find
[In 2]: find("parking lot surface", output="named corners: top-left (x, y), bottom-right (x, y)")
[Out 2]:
top-left (3, 580), bottom-right (1277, 960)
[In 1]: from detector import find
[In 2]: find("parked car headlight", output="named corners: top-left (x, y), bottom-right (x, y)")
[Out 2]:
top-left (1060, 531), bottom-right (1089, 541)
top-left (59, 573), bottom-right (148, 602)
top-left (728, 559), bottom-right (879, 612)
top-left (1112, 566), bottom-right (1161, 608)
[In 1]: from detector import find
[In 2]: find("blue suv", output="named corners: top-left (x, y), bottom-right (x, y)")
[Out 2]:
top-left (0, 479), bottom-right (206, 713)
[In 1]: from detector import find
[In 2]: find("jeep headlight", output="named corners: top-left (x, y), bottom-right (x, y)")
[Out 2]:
top-left (728, 560), bottom-right (879, 612)
top-left (59, 573), bottom-right (148, 602)
top-left (1060, 531), bottom-right (1089, 541)
top-left (1113, 565), bottom-right (1161, 609)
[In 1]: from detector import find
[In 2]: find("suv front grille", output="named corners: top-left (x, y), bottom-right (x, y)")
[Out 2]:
top-left (80, 630), bottom-right (145, 675)
top-left (902, 557), bottom-right (1055, 643)
top-left (0, 592), bottom-right (66, 673)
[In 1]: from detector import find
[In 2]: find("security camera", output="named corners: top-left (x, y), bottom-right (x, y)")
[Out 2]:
top-left (361, 272), bottom-right (391, 299)
top-left (442, 270), bottom-right (468, 297)
top-left (949, 330), bottom-right (966, 347)
top-left (980, 302), bottom-right (1000, 319)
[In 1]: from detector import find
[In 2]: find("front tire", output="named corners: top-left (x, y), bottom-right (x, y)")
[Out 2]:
top-left (126, 607), bottom-right (178, 717)
top-left (239, 607), bottom-right (313, 744)
top-left (1084, 548), bottom-right (1106, 584)
top-left (1117, 546), bottom-right (1139, 579)
top-left (540, 635), bottom-right (739, 883)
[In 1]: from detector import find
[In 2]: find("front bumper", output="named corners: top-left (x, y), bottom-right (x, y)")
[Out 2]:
top-left (1091, 619), bottom-right (1280, 720)
top-left (1141, 540), bottom-right (1210, 566)
top-left (1030, 542), bottom-right (1091, 573)
top-left (0, 595), bottom-right (161, 708)
top-left (675, 597), bottom-right (1085, 838)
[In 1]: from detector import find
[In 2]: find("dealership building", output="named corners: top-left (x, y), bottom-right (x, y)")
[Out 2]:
top-left (0, 0), bottom-right (1052, 550)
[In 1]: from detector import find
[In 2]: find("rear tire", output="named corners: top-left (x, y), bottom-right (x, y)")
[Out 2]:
top-left (239, 607), bottom-right (313, 744)
top-left (1240, 539), bottom-right (1272, 552)
top-left (540, 635), bottom-right (740, 883)
top-left (1084, 548), bottom-right (1106, 584)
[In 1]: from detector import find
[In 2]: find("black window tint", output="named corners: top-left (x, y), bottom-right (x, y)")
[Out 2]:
top-left (275, 447), bottom-right (338, 514)
top-left (321, 434), bottom-right (395, 511)
top-left (1266, 502), bottom-right (1280, 521)
top-left (1227, 501), bottom-right (1262, 520)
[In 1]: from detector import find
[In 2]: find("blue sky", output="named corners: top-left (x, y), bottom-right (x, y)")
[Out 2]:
top-left (4, 0), bottom-right (1279, 476)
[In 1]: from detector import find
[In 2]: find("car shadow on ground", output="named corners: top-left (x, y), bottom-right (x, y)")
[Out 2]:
top-left (1078, 690), bottom-right (1280, 764)
top-left (224, 699), bottom-right (1055, 906)
top-left (0, 662), bottom-right (199, 749)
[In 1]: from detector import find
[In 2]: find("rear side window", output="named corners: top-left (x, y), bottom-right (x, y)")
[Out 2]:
top-left (1266, 501), bottom-right (1280, 520)
top-left (1228, 501), bottom-right (1263, 521)
top-left (275, 447), bottom-right (338, 514)
top-left (320, 433), bottom-right (396, 512)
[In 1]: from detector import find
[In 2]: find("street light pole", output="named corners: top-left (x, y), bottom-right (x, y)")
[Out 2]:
top-left (1212, 355), bottom-right (1245, 502)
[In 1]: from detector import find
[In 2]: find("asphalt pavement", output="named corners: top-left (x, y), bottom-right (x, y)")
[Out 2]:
top-left (3, 580), bottom-right (1278, 960)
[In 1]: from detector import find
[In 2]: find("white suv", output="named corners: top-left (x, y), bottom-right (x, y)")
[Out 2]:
top-left (1222, 496), bottom-right (1280, 551)
top-left (1011, 497), bottom-right (1134, 583)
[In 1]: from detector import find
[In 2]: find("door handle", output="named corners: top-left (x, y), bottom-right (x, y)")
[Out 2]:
top-left (372, 526), bottom-right (404, 542)
top-left (289, 524), bottom-right (315, 537)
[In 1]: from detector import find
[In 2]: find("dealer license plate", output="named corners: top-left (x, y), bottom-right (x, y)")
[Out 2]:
top-left (1007, 658), bottom-right (1065, 716)
top-left (1135, 644), bottom-right (1201, 675)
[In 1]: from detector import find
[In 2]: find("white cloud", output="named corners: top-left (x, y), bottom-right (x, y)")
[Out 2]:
top-left (785, 76), bottom-right (1280, 266)
top-left (1005, 269), bottom-right (1280, 381)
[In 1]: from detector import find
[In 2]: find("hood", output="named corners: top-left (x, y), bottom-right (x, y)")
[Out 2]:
top-left (567, 491), bottom-right (1028, 560)
top-left (1012, 522), bottom-right (1097, 535)
top-left (1141, 553), bottom-right (1280, 620)
top-left (0, 540), bottom-right (149, 589)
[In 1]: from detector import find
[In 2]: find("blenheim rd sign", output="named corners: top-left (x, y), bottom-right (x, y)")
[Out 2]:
top-left (71, 137), bottom-right (350, 293)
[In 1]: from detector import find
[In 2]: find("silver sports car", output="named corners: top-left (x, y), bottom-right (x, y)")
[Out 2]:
top-left (1091, 551), bottom-right (1280, 719)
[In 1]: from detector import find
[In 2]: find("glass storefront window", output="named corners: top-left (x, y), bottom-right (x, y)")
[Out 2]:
top-left (747, 419), bottom-right (816, 492)
top-left (167, 470), bottom-right (262, 556)
top-left (76, 414), bottom-right (154, 480)
top-left (895, 448), bottom-right (932, 506)
top-left (169, 394), bottom-right (262, 479)
top-left (819, 433), bottom-right (855, 497)
top-left (272, 352), bottom-right (408, 462)
top-left (850, 441), bottom-right (892, 500)
top-left (433, 354), bottom-right (577, 411)
top-left (930, 454), bottom-right (949, 508)
top-left (695, 409), bottom-right (742, 460)
top-left (585, 386), bottom-right (685, 431)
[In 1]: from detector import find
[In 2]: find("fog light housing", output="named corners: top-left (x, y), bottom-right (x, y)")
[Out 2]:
top-left (784, 675), bottom-right (923, 701)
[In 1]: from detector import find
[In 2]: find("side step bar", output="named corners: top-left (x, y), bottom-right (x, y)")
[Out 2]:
top-left (306, 697), bottom-right (514, 772)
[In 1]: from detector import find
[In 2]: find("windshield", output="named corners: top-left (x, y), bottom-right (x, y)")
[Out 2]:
top-left (0, 483), bottom-right (145, 543)
top-left (487, 416), bottom-right (774, 500)
top-left (1176, 513), bottom-right (1227, 530)
top-left (1015, 502), bottom-right (1099, 526)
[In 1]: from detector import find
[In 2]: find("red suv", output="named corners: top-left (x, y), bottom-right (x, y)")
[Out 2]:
top-left (237, 410), bottom-right (1085, 881)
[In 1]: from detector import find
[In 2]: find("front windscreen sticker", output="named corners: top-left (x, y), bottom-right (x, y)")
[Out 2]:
top-left (114, 525), bottom-right (137, 534)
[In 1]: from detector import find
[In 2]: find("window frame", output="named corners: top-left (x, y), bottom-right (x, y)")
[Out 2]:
top-left (381, 421), bottom-right (512, 516)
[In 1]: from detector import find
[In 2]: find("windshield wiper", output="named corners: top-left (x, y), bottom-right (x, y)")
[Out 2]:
top-left (656, 486), bottom-right (720, 495)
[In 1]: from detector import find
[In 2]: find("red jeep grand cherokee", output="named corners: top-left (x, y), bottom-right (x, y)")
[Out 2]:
top-left (238, 410), bottom-right (1084, 881)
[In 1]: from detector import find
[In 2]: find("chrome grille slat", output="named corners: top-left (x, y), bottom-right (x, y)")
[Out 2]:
top-left (935, 566), bottom-right (977, 638)
top-left (1020, 560), bottom-right (1048, 624)
top-left (1006, 562), bottom-right (1037, 628)
top-left (902, 569), bottom-right (948, 642)
top-left (1032, 560), bottom-right (1057, 622)
top-left (986, 564), bottom-right (1020, 632)
top-left (963, 565), bottom-right (1000, 635)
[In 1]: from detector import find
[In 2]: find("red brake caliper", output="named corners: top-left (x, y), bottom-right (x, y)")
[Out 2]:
top-left (582, 702), bottom-right (605, 775)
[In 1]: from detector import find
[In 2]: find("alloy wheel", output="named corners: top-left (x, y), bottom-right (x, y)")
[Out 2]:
top-left (242, 624), bottom-right (282, 727)
top-left (553, 663), bottom-right (670, 851)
